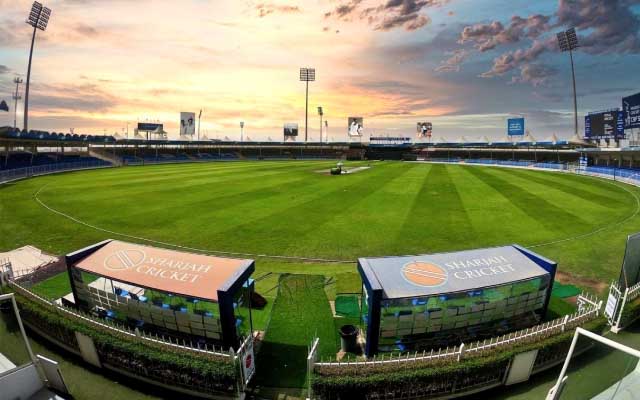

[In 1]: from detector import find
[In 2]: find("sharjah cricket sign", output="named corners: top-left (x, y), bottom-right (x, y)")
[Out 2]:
top-left (360, 245), bottom-right (551, 298)
top-left (73, 240), bottom-right (252, 301)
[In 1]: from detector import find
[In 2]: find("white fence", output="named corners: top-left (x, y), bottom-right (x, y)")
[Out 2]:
top-left (608, 280), bottom-right (640, 332)
top-left (314, 294), bottom-right (601, 367)
top-left (8, 279), bottom-right (233, 359)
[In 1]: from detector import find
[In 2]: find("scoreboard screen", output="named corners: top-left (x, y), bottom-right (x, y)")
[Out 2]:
top-left (585, 110), bottom-right (624, 139)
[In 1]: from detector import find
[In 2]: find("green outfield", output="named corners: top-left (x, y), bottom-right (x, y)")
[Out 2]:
top-left (2, 160), bottom-right (640, 394)
top-left (1, 160), bottom-right (638, 285)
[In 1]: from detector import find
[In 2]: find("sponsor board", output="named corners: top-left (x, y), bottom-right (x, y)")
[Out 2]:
top-left (507, 118), bottom-right (525, 136)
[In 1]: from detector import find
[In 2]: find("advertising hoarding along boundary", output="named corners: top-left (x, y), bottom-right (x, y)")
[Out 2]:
top-left (507, 118), bottom-right (525, 136)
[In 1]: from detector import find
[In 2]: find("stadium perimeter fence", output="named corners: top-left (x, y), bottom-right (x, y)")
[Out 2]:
top-left (0, 160), bottom-right (112, 184)
top-left (308, 294), bottom-right (602, 399)
top-left (0, 263), bottom-right (257, 397)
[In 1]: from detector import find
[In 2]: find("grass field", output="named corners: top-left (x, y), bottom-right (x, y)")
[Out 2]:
top-left (2, 160), bottom-right (640, 395)
top-left (2, 160), bottom-right (639, 285)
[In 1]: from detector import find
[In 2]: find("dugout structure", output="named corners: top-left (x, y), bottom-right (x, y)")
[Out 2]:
top-left (65, 239), bottom-right (255, 349)
top-left (358, 245), bottom-right (556, 356)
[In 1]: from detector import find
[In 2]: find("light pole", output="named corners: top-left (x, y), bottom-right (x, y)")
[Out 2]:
top-left (324, 120), bottom-right (328, 143)
top-left (317, 106), bottom-right (323, 144)
top-left (198, 109), bottom-right (202, 141)
top-left (24, 1), bottom-right (52, 133)
top-left (240, 121), bottom-right (244, 142)
top-left (557, 28), bottom-right (579, 137)
top-left (12, 77), bottom-right (23, 129)
top-left (299, 67), bottom-right (315, 143)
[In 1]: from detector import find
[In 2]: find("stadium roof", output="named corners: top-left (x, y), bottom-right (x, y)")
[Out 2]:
top-left (358, 245), bottom-right (550, 299)
top-left (69, 240), bottom-right (253, 302)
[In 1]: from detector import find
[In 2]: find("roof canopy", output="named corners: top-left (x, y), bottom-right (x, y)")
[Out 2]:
top-left (71, 240), bottom-right (253, 302)
top-left (359, 245), bottom-right (550, 299)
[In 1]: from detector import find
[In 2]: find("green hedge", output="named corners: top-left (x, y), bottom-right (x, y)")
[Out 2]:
top-left (619, 295), bottom-right (640, 328)
top-left (312, 318), bottom-right (607, 399)
top-left (15, 293), bottom-right (238, 394)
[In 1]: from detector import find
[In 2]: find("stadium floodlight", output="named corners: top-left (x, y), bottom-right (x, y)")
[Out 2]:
top-left (23, 1), bottom-right (52, 133)
top-left (317, 106), bottom-right (323, 144)
top-left (240, 121), bottom-right (244, 142)
top-left (12, 77), bottom-right (23, 129)
top-left (324, 120), bottom-right (328, 143)
top-left (300, 67), bottom-right (316, 143)
top-left (557, 28), bottom-right (579, 137)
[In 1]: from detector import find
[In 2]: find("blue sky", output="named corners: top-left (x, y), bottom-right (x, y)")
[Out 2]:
top-left (0, 0), bottom-right (639, 140)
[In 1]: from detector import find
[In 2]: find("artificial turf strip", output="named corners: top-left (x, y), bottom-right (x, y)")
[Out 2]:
top-left (254, 274), bottom-right (337, 388)
top-left (551, 282), bottom-right (582, 298)
top-left (334, 295), bottom-right (360, 318)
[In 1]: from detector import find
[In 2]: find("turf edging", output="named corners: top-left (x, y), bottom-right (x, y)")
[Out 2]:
top-left (311, 317), bottom-right (607, 399)
top-left (13, 291), bottom-right (238, 395)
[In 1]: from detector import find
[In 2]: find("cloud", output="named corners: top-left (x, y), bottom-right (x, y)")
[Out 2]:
top-left (0, 65), bottom-right (10, 75)
top-left (480, 36), bottom-right (556, 78)
top-left (459, 14), bottom-right (551, 52)
top-left (30, 82), bottom-right (118, 113)
top-left (447, 0), bottom-right (640, 85)
top-left (510, 63), bottom-right (558, 87)
top-left (556, 0), bottom-right (640, 55)
top-left (435, 49), bottom-right (468, 72)
top-left (255, 3), bottom-right (301, 18)
top-left (325, 0), bottom-right (447, 32)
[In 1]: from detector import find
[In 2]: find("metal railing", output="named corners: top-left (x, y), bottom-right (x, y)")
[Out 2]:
top-left (314, 293), bottom-right (601, 368)
top-left (0, 160), bottom-right (112, 184)
top-left (8, 280), bottom-right (233, 359)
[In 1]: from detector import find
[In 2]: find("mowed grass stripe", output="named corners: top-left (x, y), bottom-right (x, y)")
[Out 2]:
top-left (504, 168), bottom-right (630, 209)
top-left (208, 163), bottom-right (411, 258)
top-left (464, 166), bottom-right (590, 234)
top-left (45, 161), bottom-right (332, 203)
top-left (451, 165), bottom-right (552, 247)
top-left (46, 164), bottom-right (327, 226)
top-left (288, 163), bottom-right (426, 258)
top-left (395, 164), bottom-right (476, 254)
top-left (485, 167), bottom-right (627, 224)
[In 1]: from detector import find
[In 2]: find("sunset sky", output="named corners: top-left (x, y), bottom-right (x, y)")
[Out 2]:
top-left (1, 0), bottom-right (639, 141)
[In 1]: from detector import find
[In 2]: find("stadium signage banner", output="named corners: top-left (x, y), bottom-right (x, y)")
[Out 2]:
top-left (74, 240), bottom-right (252, 301)
top-left (585, 110), bottom-right (625, 139)
top-left (180, 112), bottom-right (196, 135)
top-left (623, 92), bottom-right (640, 130)
top-left (348, 117), bottom-right (364, 136)
top-left (360, 246), bottom-right (549, 298)
top-left (417, 122), bottom-right (432, 138)
top-left (137, 122), bottom-right (163, 132)
top-left (507, 118), bottom-right (525, 136)
top-left (283, 123), bottom-right (298, 136)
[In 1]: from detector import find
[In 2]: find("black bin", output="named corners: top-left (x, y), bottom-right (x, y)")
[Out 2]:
top-left (339, 324), bottom-right (359, 353)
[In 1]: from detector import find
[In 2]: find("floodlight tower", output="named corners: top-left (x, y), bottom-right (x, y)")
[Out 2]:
top-left (317, 106), bottom-right (323, 144)
top-left (324, 120), bottom-right (328, 143)
top-left (557, 28), bottom-right (579, 137)
top-left (240, 121), bottom-right (244, 142)
top-left (198, 109), bottom-right (203, 141)
top-left (299, 67), bottom-right (316, 143)
top-left (23, 1), bottom-right (51, 133)
top-left (12, 77), bottom-right (23, 129)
